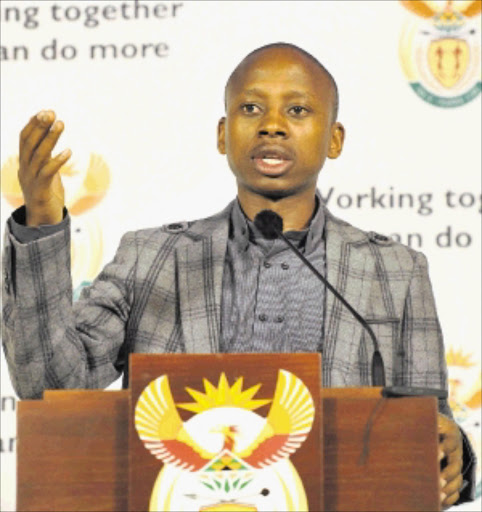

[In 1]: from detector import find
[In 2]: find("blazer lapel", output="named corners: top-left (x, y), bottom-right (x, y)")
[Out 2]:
top-left (176, 210), bottom-right (230, 354)
top-left (323, 211), bottom-right (375, 386)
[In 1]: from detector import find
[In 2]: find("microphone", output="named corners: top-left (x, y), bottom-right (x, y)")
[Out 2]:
top-left (254, 209), bottom-right (386, 387)
top-left (254, 210), bottom-right (451, 400)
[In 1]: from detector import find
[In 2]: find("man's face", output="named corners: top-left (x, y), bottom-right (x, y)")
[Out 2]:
top-left (218, 48), bottom-right (344, 200)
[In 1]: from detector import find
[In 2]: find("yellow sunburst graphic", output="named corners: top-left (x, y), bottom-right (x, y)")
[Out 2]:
top-left (177, 373), bottom-right (272, 414)
top-left (446, 346), bottom-right (481, 413)
top-left (446, 346), bottom-right (476, 368)
top-left (400, 1), bottom-right (482, 18)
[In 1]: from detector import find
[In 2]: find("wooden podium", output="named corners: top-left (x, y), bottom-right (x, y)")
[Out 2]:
top-left (17, 354), bottom-right (440, 511)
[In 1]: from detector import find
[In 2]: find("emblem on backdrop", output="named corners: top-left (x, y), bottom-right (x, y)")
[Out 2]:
top-left (1, 154), bottom-right (110, 296)
top-left (399, 0), bottom-right (481, 107)
top-left (134, 370), bottom-right (314, 511)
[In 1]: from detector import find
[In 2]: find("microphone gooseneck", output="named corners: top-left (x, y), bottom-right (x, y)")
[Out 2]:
top-left (254, 209), bottom-right (386, 387)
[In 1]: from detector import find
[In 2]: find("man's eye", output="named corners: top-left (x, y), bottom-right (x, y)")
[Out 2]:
top-left (289, 106), bottom-right (309, 116)
top-left (241, 104), bottom-right (260, 114)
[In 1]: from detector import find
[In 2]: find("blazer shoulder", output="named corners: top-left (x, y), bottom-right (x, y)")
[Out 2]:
top-left (127, 200), bottom-right (233, 247)
top-left (324, 206), bottom-right (423, 270)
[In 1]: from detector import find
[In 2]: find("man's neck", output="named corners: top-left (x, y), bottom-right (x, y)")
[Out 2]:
top-left (237, 187), bottom-right (317, 232)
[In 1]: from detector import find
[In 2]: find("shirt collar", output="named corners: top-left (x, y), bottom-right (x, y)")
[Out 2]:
top-left (230, 190), bottom-right (325, 255)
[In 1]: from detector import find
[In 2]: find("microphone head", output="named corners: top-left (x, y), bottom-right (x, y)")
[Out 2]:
top-left (254, 210), bottom-right (283, 240)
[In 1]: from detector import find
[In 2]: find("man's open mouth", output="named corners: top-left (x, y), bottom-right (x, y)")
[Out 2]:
top-left (251, 146), bottom-right (294, 176)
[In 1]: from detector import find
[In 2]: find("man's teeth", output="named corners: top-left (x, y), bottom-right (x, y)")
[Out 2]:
top-left (262, 158), bottom-right (284, 165)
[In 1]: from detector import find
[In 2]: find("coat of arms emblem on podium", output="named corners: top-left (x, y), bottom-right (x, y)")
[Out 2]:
top-left (134, 370), bottom-right (315, 511)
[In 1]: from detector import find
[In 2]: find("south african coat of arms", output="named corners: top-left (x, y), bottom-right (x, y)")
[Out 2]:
top-left (134, 370), bottom-right (315, 511)
top-left (399, 0), bottom-right (481, 107)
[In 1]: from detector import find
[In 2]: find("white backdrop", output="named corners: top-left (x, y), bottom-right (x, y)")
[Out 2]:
top-left (1, 1), bottom-right (481, 510)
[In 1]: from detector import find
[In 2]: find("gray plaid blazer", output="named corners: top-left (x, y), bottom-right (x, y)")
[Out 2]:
top-left (2, 201), bottom-right (448, 401)
top-left (5, 198), bottom-right (477, 503)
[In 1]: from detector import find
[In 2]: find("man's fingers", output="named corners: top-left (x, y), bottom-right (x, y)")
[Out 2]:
top-left (438, 414), bottom-right (464, 509)
top-left (441, 473), bottom-right (463, 509)
top-left (441, 457), bottom-right (463, 490)
top-left (438, 414), bottom-right (462, 456)
top-left (19, 111), bottom-right (49, 149)
top-left (19, 114), bottom-right (40, 151)
top-left (38, 148), bottom-right (71, 181)
top-left (442, 490), bottom-right (460, 509)
top-left (440, 448), bottom-right (463, 510)
top-left (440, 432), bottom-right (461, 457)
top-left (441, 446), bottom-right (463, 485)
top-left (437, 412), bottom-right (455, 433)
top-left (442, 472), bottom-right (463, 496)
top-left (30, 120), bottom-right (65, 172)
top-left (19, 111), bottom-right (56, 170)
top-left (442, 457), bottom-right (463, 479)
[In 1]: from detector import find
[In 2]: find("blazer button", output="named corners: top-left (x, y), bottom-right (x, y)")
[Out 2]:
top-left (165, 222), bottom-right (188, 233)
top-left (368, 231), bottom-right (393, 245)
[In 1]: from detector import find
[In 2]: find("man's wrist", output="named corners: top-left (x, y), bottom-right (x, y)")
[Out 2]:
top-left (26, 210), bottom-right (64, 227)
top-left (9, 205), bottom-right (69, 243)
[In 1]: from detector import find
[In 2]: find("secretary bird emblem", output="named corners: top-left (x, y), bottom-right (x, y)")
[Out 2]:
top-left (134, 370), bottom-right (315, 511)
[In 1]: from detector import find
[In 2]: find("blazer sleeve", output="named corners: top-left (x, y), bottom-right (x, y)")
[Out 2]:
top-left (401, 251), bottom-right (476, 503)
top-left (2, 214), bottom-right (138, 399)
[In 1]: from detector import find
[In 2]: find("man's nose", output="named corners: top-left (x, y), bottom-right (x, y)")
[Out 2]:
top-left (258, 111), bottom-right (288, 139)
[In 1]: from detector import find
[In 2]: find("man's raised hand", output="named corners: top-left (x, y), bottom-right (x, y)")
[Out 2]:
top-left (18, 110), bottom-right (71, 226)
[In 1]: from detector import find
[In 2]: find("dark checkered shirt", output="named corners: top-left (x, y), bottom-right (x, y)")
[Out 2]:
top-left (220, 198), bottom-right (326, 354)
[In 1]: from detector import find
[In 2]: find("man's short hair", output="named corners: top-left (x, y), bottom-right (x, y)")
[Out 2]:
top-left (225, 42), bottom-right (339, 121)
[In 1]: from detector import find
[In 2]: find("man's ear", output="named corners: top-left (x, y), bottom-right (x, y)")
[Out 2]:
top-left (217, 117), bottom-right (226, 155)
top-left (328, 122), bottom-right (345, 159)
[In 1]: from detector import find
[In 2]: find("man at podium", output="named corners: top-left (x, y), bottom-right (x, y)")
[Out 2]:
top-left (1, 43), bottom-right (475, 508)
